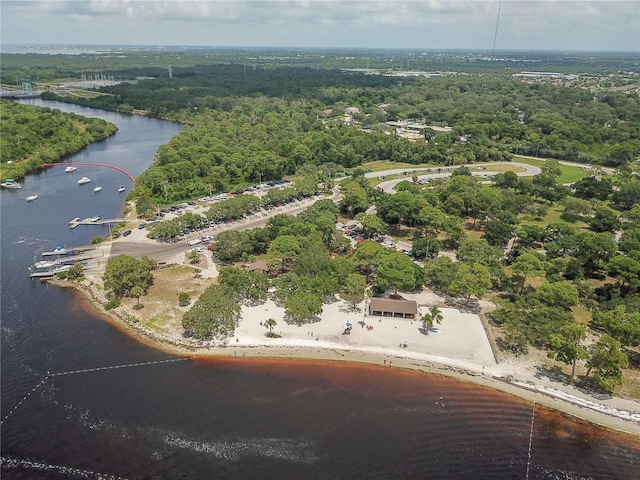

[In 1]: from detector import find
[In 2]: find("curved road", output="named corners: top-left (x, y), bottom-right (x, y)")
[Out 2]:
top-left (110, 161), bottom-right (549, 263)
top-left (372, 161), bottom-right (541, 194)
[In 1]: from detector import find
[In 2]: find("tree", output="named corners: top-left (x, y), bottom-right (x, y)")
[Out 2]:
top-left (448, 262), bottom-right (492, 305)
top-left (354, 212), bottom-right (386, 239)
top-left (591, 306), bottom-right (640, 347)
top-left (103, 255), bottom-right (156, 298)
top-left (285, 292), bottom-right (323, 323)
top-left (411, 236), bottom-right (440, 259)
top-left (265, 318), bottom-right (277, 336)
top-left (587, 207), bottom-right (621, 233)
top-left (547, 323), bottom-right (588, 382)
top-left (131, 285), bottom-right (144, 308)
top-left (178, 292), bottom-right (190, 306)
top-left (341, 273), bottom-right (368, 308)
top-left (511, 252), bottom-right (546, 294)
top-left (582, 334), bottom-right (629, 394)
top-left (269, 235), bottom-right (301, 273)
top-left (376, 250), bottom-right (421, 294)
top-left (211, 230), bottom-right (254, 263)
top-left (424, 256), bottom-right (459, 293)
top-left (182, 284), bottom-right (241, 339)
top-left (535, 282), bottom-right (579, 311)
top-left (483, 219), bottom-right (513, 247)
top-left (421, 306), bottom-right (444, 333)
top-left (606, 255), bottom-right (640, 292)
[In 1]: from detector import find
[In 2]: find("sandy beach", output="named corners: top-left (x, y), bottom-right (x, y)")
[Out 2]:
top-left (63, 269), bottom-right (640, 438)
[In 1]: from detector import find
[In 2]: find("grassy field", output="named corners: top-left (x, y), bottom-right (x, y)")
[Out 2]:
top-left (119, 264), bottom-right (214, 335)
top-left (514, 157), bottom-right (590, 184)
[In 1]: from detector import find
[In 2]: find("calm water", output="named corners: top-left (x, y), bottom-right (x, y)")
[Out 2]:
top-left (1, 101), bottom-right (639, 479)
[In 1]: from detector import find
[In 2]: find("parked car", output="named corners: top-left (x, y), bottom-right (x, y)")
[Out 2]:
top-left (123, 229), bottom-right (132, 237)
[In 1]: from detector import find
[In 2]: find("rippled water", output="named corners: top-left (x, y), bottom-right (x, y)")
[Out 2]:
top-left (2, 101), bottom-right (639, 479)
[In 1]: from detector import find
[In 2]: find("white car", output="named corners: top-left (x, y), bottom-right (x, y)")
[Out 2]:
top-left (191, 246), bottom-right (203, 253)
top-left (187, 239), bottom-right (202, 246)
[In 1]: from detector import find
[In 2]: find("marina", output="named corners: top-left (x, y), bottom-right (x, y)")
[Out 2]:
top-left (29, 249), bottom-right (104, 278)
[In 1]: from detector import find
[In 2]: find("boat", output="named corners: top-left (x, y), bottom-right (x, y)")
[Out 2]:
top-left (93, 178), bottom-right (102, 193)
top-left (77, 176), bottom-right (91, 185)
top-left (118, 186), bottom-right (126, 193)
top-left (26, 194), bottom-right (38, 202)
top-left (64, 166), bottom-right (77, 173)
top-left (1, 179), bottom-right (22, 189)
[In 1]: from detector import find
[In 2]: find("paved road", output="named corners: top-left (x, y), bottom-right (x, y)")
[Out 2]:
top-left (373, 161), bottom-right (541, 194)
top-left (108, 158), bottom-right (579, 263)
top-left (111, 188), bottom-right (341, 263)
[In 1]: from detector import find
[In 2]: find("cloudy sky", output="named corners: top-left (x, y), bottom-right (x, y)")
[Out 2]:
top-left (1, 1), bottom-right (638, 52)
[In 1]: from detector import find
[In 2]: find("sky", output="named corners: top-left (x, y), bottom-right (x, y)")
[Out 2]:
top-left (1, 0), bottom-right (639, 52)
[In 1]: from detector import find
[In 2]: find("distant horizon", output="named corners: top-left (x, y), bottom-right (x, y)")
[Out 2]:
top-left (2, 43), bottom-right (639, 56)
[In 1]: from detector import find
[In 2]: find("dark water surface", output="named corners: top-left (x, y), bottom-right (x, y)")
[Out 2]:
top-left (2, 101), bottom-right (639, 479)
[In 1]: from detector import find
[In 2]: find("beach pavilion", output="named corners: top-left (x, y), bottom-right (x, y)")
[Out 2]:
top-left (368, 297), bottom-right (418, 319)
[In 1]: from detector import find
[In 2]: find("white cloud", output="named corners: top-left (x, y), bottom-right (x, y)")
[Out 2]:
top-left (1, 1), bottom-right (638, 51)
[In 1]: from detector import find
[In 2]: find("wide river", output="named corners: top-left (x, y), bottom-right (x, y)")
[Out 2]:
top-left (1, 100), bottom-right (639, 479)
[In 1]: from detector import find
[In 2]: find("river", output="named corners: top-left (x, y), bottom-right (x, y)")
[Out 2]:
top-left (1, 100), bottom-right (639, 479)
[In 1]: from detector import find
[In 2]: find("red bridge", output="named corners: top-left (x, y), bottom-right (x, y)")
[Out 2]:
top-left (43, 162), bottom-right (136, 184)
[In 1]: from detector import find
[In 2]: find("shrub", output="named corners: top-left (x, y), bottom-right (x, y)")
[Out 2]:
top-left (104, 298), bottom-right (121, 310)
top-left (178, 292), bottom-right (191, 306)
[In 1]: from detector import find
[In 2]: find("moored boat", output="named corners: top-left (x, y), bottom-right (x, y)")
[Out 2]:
top-left (118, 186), bottom-right (126, 192)
top-left (64, 166), bottom-right (77, 173)
top-left (1, 179), bottom-right (22, 189)
top-left (77, 176), bottom-right (91, 185)
top-left (26, 194), bottom-right (38, 202)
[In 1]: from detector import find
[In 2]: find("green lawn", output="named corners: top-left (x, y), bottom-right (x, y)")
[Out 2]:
top-left (514, 157), bottom-right (590, 184)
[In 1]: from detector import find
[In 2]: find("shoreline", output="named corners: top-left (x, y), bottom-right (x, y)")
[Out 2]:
top-left (53, 277), bottom-right (640, 437)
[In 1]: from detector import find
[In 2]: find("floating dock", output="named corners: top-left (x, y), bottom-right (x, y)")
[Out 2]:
top-left (68, 217), bottom-right (125, 229)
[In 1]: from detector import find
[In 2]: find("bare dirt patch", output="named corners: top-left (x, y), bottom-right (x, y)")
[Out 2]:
top-left (119, 264), bottom-right (215, 336)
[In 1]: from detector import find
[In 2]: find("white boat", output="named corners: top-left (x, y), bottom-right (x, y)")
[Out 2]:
top-left (94, 185), bottom-right (102, 193)
top-left (118, 186), bottom-right (126, 193)
top-left (26, 194), bottom-right (38, 202)
top-left (77, 176), bottom-right (91, 185)
top-left (1, 179), bottom-right (22, 189)
top-left (64, 166), bottom-right (77, 173)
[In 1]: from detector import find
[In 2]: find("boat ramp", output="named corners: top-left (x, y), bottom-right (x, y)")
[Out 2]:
top-left (29, 247), bottom-right (105, 279)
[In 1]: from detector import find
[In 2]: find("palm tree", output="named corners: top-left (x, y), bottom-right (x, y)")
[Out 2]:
top-left (265, 318), bottom-right (277, 336)
top-left (421, 306), bottom-right (443, 333)
top-left (428, 306), bottom-right (444, 327)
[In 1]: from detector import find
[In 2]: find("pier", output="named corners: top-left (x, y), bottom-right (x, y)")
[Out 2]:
top-left (41, 245), bottom-right (93, 256)
top-left (68, 217), bottom-right (125, 229)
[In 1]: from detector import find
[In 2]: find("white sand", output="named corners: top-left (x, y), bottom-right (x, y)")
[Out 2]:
top-left (236, 293), bottom-right (496, 372)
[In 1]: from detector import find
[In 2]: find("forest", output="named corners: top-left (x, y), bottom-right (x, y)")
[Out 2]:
top-left (27, 62), bottom-right (639, 203)
top-left (0, 99), bottom-right (117, 181)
